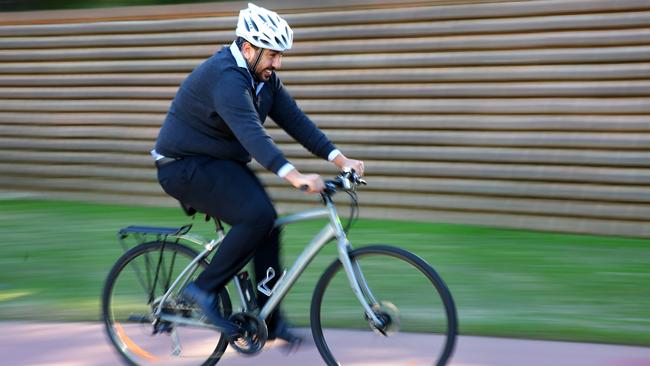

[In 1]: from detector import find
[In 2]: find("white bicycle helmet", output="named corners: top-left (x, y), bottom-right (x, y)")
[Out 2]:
top-left (236, 3), bottom-right (293, 52)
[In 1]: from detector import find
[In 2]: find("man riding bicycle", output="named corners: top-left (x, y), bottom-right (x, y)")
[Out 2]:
top-left (151, 3), bottom-right (364, 346)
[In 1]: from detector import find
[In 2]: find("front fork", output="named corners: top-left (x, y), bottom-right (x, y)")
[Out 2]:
top-left (336, 238), bottom-right (383, 327)
top-left (326, 197), bottom-right (383, 327)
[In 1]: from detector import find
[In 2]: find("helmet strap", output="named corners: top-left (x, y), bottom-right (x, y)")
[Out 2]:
top-left (247, 47), bottom-right (265, 84)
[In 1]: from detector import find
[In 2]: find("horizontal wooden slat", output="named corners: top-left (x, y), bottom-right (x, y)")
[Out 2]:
top-left (285, 46), bottom-right (650, 69)
top-left (1, 63), bottom-right (650, 87)
top-left (3, 46), bottom-right (650, 74)
top-left (277, 145), bottom-right (650, 166)
top-left (0, 73), bottom-right (186, 86)
top-left (275, 130), bottom-right (650, 148)
top-left (0, 46), bottom-right (650, 74)
top-left (3, 0), bottom-right (649, 34)
top-left (259, 174), bottom-right (650, 203)
top-left (0, 112), bottom-right (165, 126)
top-left (0, 16), bottom-right (234, 36)
top-left (294, 11), bottom-right (650, 40)
top-left (0, 59), bottom-right (200, 74)
top-left (0, 45), bottom-right (215, 61)
top-left (2, 98), bottom-right (650, 114)
top-left (1, 124), bottom-right (649, 149)
top-left (1, 113), bottom-right (649, 131)
top-left (4, 80), bottom-right (650, 99)
top-left (2, 142), bottom-right (650, 167)
top-left (2, 138), bottom-right (650, 170)
top-left (291, 114), bottom-right (650, 131)
top-left (268, 187), bottom-right (650, 221)
top-left (4, 27), bottom-right (650, 57)
top-left (0, 32), bottom-right (229, 49)
top-left (282, 63), bottom-right (650, 84)
top-left (4, 169), bottom-right (650, 205)
top-left (293, 28), bottom-right (650, 55)
top-left (297, 98), bottom-right (650, 114)
top-left (0, 86), bottom-right (176, 99)
top-left (257, 159), bottom-right (650, 184)
top-left (279, 0), bottom-right (650, 26)
top-left (287, 81), bottom-right (650, 98)
top-left (3, 158), bottom-right (650, 185)
top-left (0, 137), bottom-right (154, 152)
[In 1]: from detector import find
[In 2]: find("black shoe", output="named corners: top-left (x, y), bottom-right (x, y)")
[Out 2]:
top-left (181, 282), bottom-right (241, 337)
top-left (268, 317), bottom-right (303, 352)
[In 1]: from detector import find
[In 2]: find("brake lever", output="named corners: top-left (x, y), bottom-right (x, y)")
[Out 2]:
top-left (342, 169), bottom-right (366, 187)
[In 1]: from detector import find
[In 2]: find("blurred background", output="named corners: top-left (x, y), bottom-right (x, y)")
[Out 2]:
top-left (0, 0), bottom-right (648, 351)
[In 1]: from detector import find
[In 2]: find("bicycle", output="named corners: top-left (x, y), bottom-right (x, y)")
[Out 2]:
top-left (101, 171), bottom-right (458, 366)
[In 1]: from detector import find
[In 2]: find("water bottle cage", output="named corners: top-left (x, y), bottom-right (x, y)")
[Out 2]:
top-left (257, 267), bottom-right (286, 297)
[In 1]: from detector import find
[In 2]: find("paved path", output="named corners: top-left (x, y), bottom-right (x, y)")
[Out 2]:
top-left (1, 322), bottom-right (649, 366)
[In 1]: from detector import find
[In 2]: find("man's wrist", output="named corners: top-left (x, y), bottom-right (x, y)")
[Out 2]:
top-left (277, 163), bottom-right (295, 178)
top-left (327, 149), bottom-right (342, 161)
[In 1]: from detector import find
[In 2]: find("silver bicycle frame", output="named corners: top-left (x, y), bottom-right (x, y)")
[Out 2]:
top-left (157, 194), bottom-right (382, 327)
top-left (260, 199), bottom-right (382, 325)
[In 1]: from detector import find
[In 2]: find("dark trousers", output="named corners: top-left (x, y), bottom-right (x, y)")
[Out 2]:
top-left (157, 156), bottom-right (282, 313)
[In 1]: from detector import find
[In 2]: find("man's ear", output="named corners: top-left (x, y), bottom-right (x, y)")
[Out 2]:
top-left (241, 41), bottom-right (256, 61)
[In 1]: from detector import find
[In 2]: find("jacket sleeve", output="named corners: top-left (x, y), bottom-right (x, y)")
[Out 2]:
top-left (269, 78), bottom-right (337, 161)
top-left (212, 68), bottom-right (290, 174)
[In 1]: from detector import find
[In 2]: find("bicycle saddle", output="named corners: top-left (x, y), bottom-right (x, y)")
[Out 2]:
top-left (179, 201), bottom-right (225, 230)
top-left (180, 201), bottom-right (197, 216)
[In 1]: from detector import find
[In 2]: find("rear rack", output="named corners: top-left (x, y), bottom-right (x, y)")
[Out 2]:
top-left (119, 225), bottom-right (192, 237)
top-left (117, 224), bottom-right (193, 253)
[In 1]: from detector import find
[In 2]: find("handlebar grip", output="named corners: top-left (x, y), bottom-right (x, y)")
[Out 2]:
top-left (299, 184), bottom-right (309, 192)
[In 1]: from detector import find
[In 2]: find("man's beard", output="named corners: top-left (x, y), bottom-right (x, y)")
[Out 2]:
top-left (257, 68), bottom-right (274, 81)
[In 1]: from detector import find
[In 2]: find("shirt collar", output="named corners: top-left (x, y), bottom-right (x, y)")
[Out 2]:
top-left (230, 41), bottom-right (265, 96)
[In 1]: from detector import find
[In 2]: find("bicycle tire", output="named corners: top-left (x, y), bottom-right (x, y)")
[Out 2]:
top-left (102, 241), bottom-right (231, 366)
top-left (310, 245), bottom-right (458, 366)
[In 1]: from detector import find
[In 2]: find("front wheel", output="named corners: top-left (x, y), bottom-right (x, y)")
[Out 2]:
top-left (310, 245), bottom-right (458, 366)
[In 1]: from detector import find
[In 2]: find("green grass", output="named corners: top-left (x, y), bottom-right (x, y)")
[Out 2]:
top-left (1, 198), bottom-right (649, 346)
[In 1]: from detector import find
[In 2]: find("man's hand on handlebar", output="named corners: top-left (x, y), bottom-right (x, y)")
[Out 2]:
top-left (284, 169), bottom-right (325, 193)
top-left (332, 153), bottom-right (365, 177)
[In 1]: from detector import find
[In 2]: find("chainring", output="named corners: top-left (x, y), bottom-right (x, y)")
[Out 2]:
top-left (228, 312), bottom-right (268, 355)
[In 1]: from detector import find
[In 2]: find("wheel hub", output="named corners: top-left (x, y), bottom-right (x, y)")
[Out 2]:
top-left (368, 301), bottom-right (400, 336)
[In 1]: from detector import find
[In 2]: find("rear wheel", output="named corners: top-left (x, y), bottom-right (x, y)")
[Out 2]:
top-left (102, 241), bottom-right (231, 366)
top-left (310, 245), bottom-right (457, 366)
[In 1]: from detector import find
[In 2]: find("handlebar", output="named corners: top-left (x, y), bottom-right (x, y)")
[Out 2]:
top-left (299, 170), bottom-right (366, 198)
top-left (298, 170), bottom-right (366, 194)
top-left (326, 170), bottom-right (366, 192)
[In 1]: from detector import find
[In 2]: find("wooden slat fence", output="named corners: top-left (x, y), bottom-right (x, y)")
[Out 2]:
top-left (1, 0), bottom-right (649, 237)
